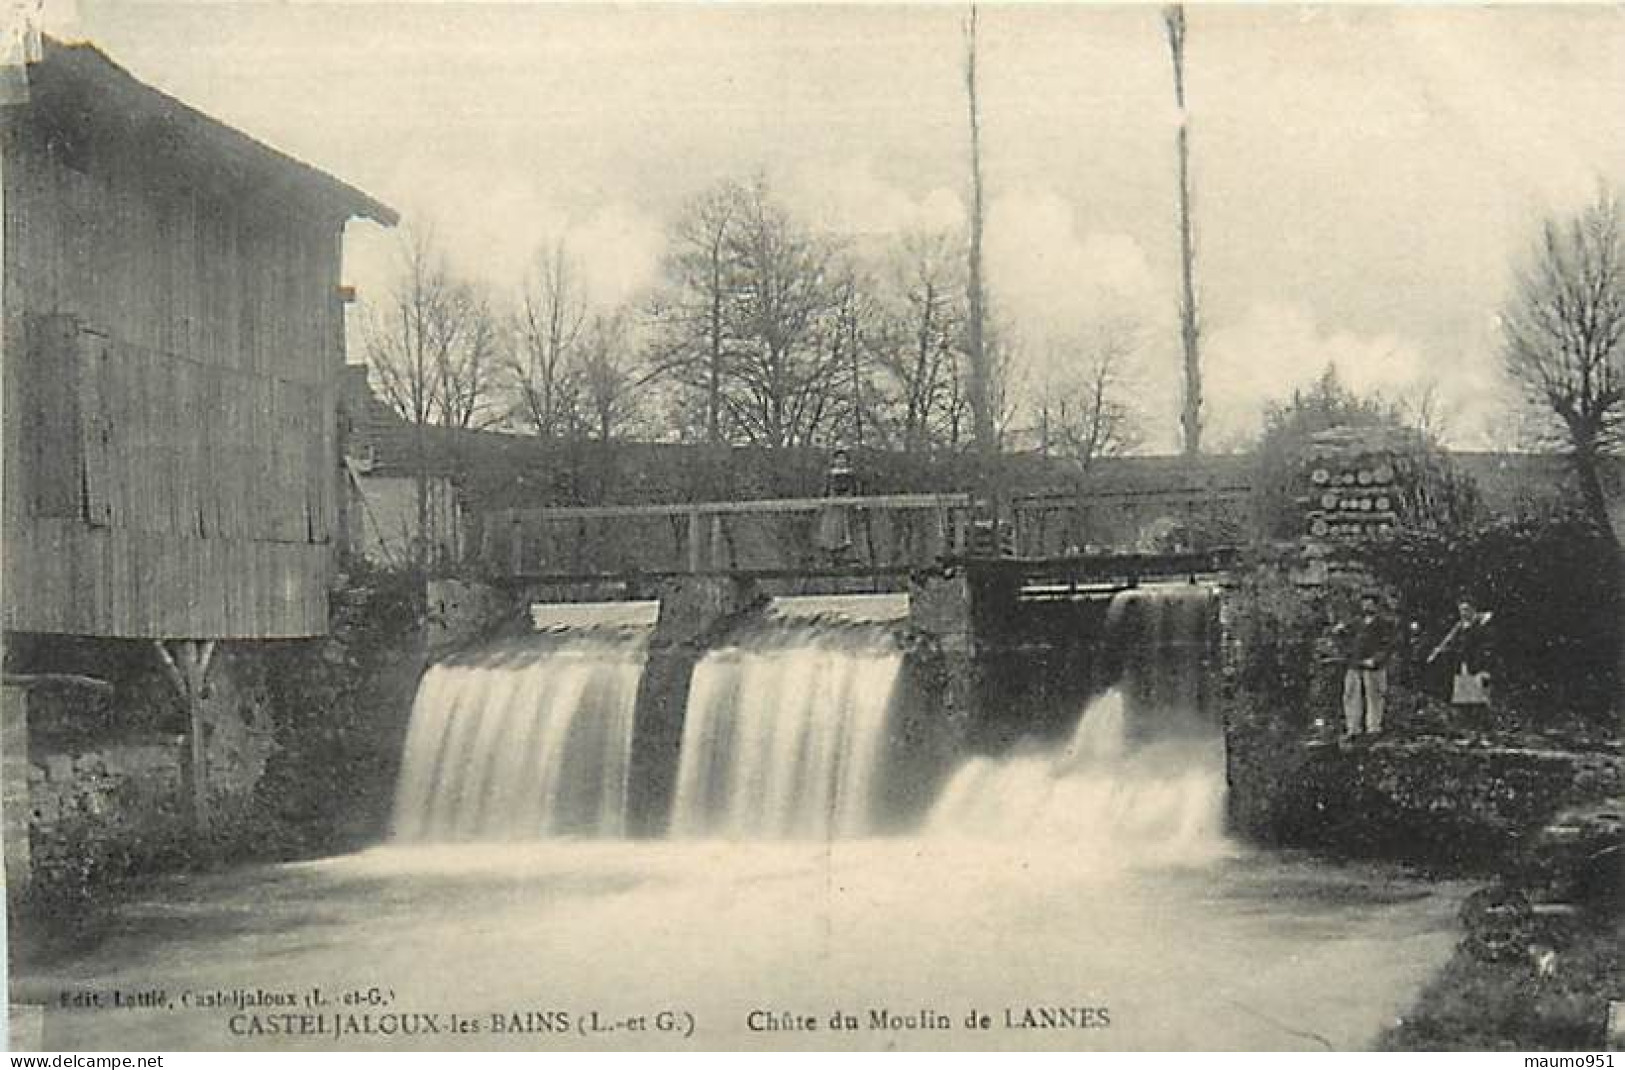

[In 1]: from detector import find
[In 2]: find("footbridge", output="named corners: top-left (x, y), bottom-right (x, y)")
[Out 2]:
top-left (464, 490), bottom-right (1241, 606)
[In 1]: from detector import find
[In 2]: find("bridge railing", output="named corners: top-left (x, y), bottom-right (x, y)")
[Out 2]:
top-left (469, 492), bottom-right (975, 580)
top-left (950, 547), bottom-right (1243, 599)
top-left (1009, 484), bottom-right (1253, 556)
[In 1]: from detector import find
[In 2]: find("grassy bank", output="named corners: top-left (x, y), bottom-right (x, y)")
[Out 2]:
top-left (1383, 905), bottom-right (1620, 1050)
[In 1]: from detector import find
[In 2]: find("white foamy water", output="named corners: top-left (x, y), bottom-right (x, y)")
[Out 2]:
top-left (392, 635), bottom-right (645, 841)
top-left (928, 690), bottom-right (1230, 865)
top-left (670, 632), bottom-right (900, 839)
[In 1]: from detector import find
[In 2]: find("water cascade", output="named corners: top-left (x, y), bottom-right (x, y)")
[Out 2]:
top-left (1106, 583), bottom-right (1217, 732)
top-left (61, 577), bottom-right (1474, 1053)
top-left (668, 620), bottom-right (903, 839)
top-left (392, 628), bottom-right (648, 842)
top-left (927, 584), bottom-right (1226, 860)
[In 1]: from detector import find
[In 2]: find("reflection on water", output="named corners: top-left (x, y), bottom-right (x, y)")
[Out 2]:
top-left (19, 838), bottom-right (1463, 1051)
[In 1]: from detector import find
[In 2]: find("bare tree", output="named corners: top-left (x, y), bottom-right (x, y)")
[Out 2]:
top-left (368, 231), bottom-right (462, 428)
top-left (1164, 3), bottom-right (1204, 457)
top-left (1040, 320), bottom-right (1143, 473)
top-left (1501, 189), bottom-right (1624, 540)
top-left (867, 229), bottom-right (969, 453)
top-left (722, 179), bottom-right (850, 449)
top-left (648, 180), bottom-right (746, 444)
top-left (576, 310), bottom-right (646, 441)
top-left (509, 237), bottom-right (588, 438)
top-left (826, 265), bottom-right (876, 449)
top-left (430, 288), bottom-right (503, 432)
top-left (1399, 379), bottom-right (1458, 445)
top-left (363, 229), bottom-right (499, 565)
top-left (983, 306), bottom-right (1025, 451)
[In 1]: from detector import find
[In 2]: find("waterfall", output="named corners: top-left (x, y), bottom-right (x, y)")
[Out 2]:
top-left (1106, 583), bottom-right (1217, 733)
top-left (669, 628), bottom-right (902, 840)
top-left (392, 631), bottom-right (647, 842)
top-left (926, 689), bottom-right (1228, 859)
top-left (927, 584), bottom-right (1227, 861)
top-left (389, 584), bottom-right (1219, 848)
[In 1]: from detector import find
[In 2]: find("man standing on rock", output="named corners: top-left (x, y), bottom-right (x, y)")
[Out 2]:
top-left (1337, 591), bottom-right (1394, 742)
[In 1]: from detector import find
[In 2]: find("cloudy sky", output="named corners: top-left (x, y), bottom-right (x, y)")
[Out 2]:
top-left (54, 2), bottom-right (1625, 450)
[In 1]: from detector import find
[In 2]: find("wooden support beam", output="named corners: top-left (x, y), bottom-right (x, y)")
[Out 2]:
top-left (153, 640), bottom-right (186, 697)
top-left (1, 673), bottom-right (115, 699)
top-left (154, 639), bottom-right (218, 829)
top-left (196, 639), bottom-right (217, 687)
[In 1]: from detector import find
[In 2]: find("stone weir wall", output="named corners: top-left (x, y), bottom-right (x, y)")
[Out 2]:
top-left (428, 568), bottom-right (1128, 836)
top-left (905, 568), bottom-right (1119, 756)
top-left (625, 576), bottom-right (764, 836)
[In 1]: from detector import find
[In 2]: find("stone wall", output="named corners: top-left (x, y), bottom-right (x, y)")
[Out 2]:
top-left (905, 567), bottom-right (1116, 758)
top-left (3, 686), bottom-right (32, 893)
top-left (250, 572), bottom-right (427, 855)
top-left (3, 637), bottom-right (283, 917)
top-left (26, 735), bottom-right (188, 881)
top-left (626, 576), bottom-right (764, 835)
top-left (195, 645), bottom-right (278, 807)
top-left (424, 577), bottom-right (517, 659)
top-left (1225, 718), bottom-right (1624, 872)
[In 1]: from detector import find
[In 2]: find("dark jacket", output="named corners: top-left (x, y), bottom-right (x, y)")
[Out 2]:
top-left (1343, 611), bottom-right (1393, 670)
top-left (1431, 614), bottom-right (1493, 675)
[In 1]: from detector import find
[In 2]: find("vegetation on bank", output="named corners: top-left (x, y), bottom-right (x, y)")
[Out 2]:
top-left (255, 564), bottom-right (426, 859)
top-left (1382, 902), bottom-right (1620, 1051)
top-left (1223, 452), bottom-right (1620, 1049)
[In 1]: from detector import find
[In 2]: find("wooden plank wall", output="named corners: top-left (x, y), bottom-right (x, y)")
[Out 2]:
top-left (3, 113), bottom-right (343, 638)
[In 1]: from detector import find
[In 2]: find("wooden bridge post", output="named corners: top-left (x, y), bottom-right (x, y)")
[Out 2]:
top-left (709, 514), bottom-right (729, 571)
top-left (687, 508), bottom-right (704, 574)
top-left (508, 511), bottom-right (524, 577)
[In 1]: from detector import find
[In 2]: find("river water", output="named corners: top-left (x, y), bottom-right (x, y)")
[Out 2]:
top-left (19, 689), bottom-right (1466, 1051)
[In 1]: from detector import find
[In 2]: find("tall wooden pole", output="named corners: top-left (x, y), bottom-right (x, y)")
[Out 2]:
top-left (1165, 5), bottom-right (1203, 458)
top-left (964, 4), bottom-right (993, 463)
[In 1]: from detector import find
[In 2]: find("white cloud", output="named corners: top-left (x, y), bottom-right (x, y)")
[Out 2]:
top-left (347, 160), bottom-right (573, 300)
top-left (1201, 301), bottom-right (1509, 448)
top-left (980, 189), bottom-right (1172, 440)
top-left (789, 159), bottom-right (964, 238)
top-left (567, 205), bottom-right (666, 309)
top-left (344, 164), bottom-right (663, 318)
top-left (986, 190), bottom-right (1160, 336)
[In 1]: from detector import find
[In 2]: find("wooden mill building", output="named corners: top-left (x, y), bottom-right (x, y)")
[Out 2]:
top-left (3, 37), bottom-right (396, 642)
top-left (0, 35), bottom-right (395, 861)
